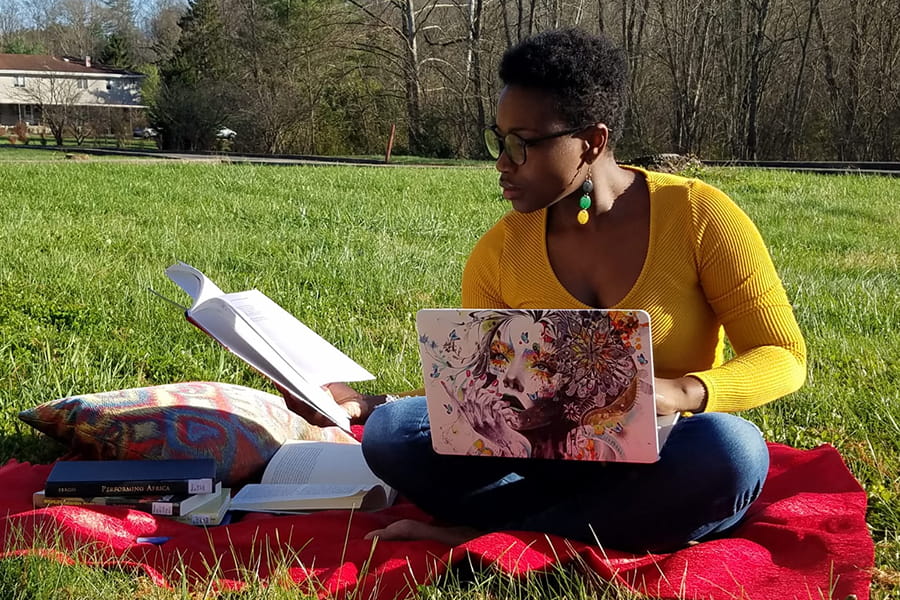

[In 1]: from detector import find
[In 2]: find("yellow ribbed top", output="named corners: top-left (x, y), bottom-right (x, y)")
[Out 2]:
top-left (461, 168), bottom-right (806, 413)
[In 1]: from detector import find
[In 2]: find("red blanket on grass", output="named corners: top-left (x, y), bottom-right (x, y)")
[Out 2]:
top-left (0, 443), bottom-right (873, 599)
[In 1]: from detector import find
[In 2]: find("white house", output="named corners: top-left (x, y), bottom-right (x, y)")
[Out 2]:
top-left (0, 54), bottom-right (146, 127)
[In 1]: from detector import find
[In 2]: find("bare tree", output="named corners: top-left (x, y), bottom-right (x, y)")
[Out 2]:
top-left (69, 105), bottom-right (96, 145)
top-left (812, 0), bottom-right (900, 160)
top-left (768, 0), bottom-right (818, 159)
top-left (16, 75), bottom-right (83, 145)
top-left (345, 0), bottom-right (442, 154)
top-left (608, 0), bottom-right (654, 155)
top-left (222, 0), bottom-right (363, 154)
top-left (0, 0), bottom-right (25, 46)
top-left (498, 0), bottom-right (536, 47)
top-left (867, 0), bottom-right (900, 158)
top-left (712, 0), bottom-right (790, 159)
top-left (103, 0), bottom-right (136, 38)
top-left (20, 0), bottom-right (894, 160)
top-left (146, 0), bottom-right (185, 63)
top-left (462, 0), bottom-right (487, 141)
top-left (650, 0), bottom-right (716, 154)
top-left (414, 0), bottom-right (492, 155)
top-left (24, 0), bottom-right (107, 57)
top-left (814, 0), bottom-right (863, 160)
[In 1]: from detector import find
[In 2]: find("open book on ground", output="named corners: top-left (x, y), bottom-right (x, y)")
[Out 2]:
top-left (230, 441), bottom-right (396, 513)
top-left (163, 261), bottom-right (375, 433)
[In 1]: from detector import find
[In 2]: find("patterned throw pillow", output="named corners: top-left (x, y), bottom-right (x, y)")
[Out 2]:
top-left (18, 381), bottom-right (356, 487)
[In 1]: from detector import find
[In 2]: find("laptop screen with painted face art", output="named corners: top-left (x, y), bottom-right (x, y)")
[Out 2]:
top-left (415, 309), bottom-right (677, 463)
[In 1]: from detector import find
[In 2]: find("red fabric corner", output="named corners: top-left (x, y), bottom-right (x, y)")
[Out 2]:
top-left (0, 443), bottom-right (874, 599)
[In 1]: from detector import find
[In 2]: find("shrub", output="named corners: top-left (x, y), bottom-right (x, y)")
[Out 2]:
top-left (12, 121), bottom-right (29, 145)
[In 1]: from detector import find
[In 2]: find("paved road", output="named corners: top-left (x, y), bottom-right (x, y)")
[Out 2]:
top-left (12, 146), bottom-right (483, 168)
top-left (7, 146), bottom-right (900, 176)
top-left (701, 159), bottom-right (900, 177)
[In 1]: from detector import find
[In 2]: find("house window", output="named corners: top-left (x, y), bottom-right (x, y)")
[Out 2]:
top-left (14, 75), bottom-right (26, 87)
top-left (77, 79), bottom-right (88, 90)
top-left (18, 104), bottom-right (35, 123)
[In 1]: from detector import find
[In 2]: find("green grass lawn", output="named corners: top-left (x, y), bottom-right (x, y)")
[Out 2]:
top-left (0, 162), bottom-right (897, 598)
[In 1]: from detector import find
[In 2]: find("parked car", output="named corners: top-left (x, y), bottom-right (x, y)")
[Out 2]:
top-left (216, 127), bottom-right (237, 140)
top-left (133, 127), bottom-right (158, 139)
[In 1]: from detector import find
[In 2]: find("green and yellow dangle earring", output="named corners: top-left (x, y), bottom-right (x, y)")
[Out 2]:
top-left (577, 175), bottom-right (593, 225)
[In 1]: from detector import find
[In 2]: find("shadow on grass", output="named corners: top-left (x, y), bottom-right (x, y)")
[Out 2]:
top-left (0, 429), bottom-right (66, 465)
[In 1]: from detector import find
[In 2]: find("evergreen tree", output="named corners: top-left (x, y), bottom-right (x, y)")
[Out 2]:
top-left (99, 33), bottom-right (133, 68)
top-left (1, 38), bottom-right (46, 54)
top-left (152, 0), bottom-right (233, 151)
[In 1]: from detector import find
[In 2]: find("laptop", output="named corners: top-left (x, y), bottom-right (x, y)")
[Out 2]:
top-left (415, 309), bottom-right (678, 463)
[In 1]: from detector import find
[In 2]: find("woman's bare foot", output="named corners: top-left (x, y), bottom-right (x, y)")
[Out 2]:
top-left (364, 519), bottom-right (483, 546)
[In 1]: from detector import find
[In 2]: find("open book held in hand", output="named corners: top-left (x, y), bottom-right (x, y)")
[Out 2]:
top-left (164, 261), bottom-right (375, 433)
top-left (230, 441), bottom-right (396, 512)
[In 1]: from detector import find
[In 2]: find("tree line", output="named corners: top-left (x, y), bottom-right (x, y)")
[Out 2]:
top-left (2, 0), bottom-right (898, 160)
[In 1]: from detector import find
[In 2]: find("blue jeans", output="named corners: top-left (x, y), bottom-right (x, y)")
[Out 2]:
top-left (361, 396), bottom-right (769, 553)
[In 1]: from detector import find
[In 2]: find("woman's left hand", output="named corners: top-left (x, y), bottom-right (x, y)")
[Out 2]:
top-left (278, 381), bottom-right (385, 426)
top-left (654, 377), bottom-right (708, 415)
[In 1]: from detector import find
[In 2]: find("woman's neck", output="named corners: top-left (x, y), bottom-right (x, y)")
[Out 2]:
top-left (590, 158), bottom-right (636, 214)
top-left (549, 157), bottom-right (637, 232)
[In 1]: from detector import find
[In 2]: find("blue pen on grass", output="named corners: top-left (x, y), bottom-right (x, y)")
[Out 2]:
top-left (136, 536), bottom-right (170, 545)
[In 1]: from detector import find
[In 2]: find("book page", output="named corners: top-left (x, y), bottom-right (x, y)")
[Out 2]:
top-left (237, 484), bottom-right (370, 500)
top-left (230, 484), bottom-right (383, 511)
top-left (233, 442), bottom-right (396, 512)
top-left (165, 262), bottom-right (375, 434)
top-left (223, 290), bottom-right (374, 386)
top-left (189, 299), bottom-right (353, 432)
top-left (261, 441), bottom-right (382, 487)
top-left (165, 262), bottom-right (225, 308)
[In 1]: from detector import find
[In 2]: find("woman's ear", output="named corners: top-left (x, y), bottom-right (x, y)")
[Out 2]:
top-left (580, 124), bottom-right (609, 162)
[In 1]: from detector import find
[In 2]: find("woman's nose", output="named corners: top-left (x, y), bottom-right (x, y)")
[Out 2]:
top-left (501, 374), bottom-right (524, 392)
top-left (495, 150), bottom-right (515, 173)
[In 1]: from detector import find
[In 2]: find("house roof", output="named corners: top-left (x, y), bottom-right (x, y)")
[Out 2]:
top-left (0, 54), bottom-right (143, 77)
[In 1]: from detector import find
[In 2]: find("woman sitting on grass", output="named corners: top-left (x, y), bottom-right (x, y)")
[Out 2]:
top-left (287, 28), bottom-right (806, 553)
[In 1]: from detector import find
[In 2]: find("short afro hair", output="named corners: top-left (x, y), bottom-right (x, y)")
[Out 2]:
top-left (499, 28), bottom-right (628, 144)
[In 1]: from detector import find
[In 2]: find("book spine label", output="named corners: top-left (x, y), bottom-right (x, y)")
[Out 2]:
top-left (187, 478), bottom-right (214, 494)
top-left (150, 501), bottom-right (176, 516)
top-left (45, 478), bottom-right (214, 498)
top-left (185, 513), bottom-right (214, 525)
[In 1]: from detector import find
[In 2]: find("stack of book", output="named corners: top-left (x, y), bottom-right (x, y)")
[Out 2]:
top-left (34, 458), bottom-right (232, 526)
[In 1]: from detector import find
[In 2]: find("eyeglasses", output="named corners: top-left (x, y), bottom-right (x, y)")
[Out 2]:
top-left (483, 125), bottom-right (586, 165)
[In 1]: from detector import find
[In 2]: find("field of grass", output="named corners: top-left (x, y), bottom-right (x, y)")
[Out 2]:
top-left (0, 161), bottom-right (897, 598)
